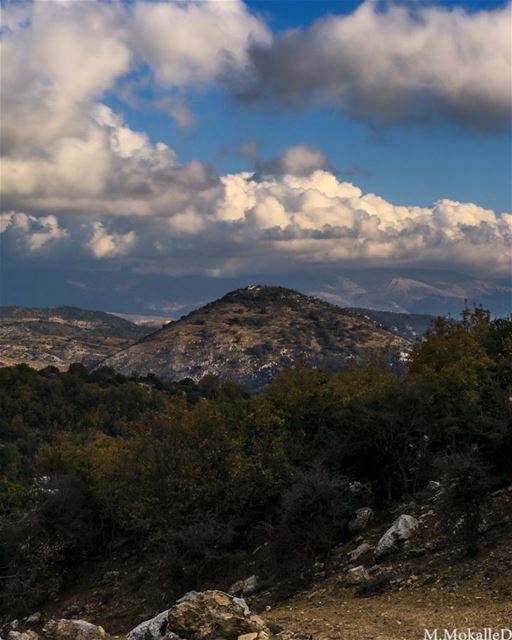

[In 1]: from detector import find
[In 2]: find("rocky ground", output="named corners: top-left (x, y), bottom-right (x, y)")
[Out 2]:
top-left (266, 562), bottom-right (511, 640)
top-left (4, 485), bottom-right (511, 640)
top-left (3, 591), bottom-right (294, 640)
top-left (264, 485), bottom-right (512, 639)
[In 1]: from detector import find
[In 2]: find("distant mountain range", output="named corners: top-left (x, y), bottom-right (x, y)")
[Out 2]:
top-left (344, 308), bottom-right (434, 342)
top-left (100, 286), bottom-right (411, 391)
top-left (108, 311), bottom-right (172, 328)
top-left (6, 266), bottom-right (508, 322)
top-left (312, 271), bottom-right (511, 316)
top-left (0, 306), bottom-right (153, 370)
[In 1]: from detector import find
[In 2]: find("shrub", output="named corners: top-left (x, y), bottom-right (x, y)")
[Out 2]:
top-left (273, 468), bottom-right (357, 570)
top-left (436, 452), bottom-right (492, 557)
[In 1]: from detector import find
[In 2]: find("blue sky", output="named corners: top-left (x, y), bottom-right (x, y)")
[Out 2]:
top-left (1, 0), bottom-right (511, 314)
top-left (113, 86), bottom-right (511, 212)
top-left (102, 0), bottom-right (512, 212)
top-left (247, 0), bottom-right (510, 28)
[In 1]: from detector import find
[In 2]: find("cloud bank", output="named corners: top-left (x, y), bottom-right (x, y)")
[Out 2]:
top-left (2, 166), bottom-right (510, 278)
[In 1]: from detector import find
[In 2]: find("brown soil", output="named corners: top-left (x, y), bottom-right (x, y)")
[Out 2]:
top-left (267, 571), bottom-right (511, 640)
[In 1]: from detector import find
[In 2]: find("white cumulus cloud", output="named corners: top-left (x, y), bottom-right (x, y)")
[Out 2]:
top-left (131, 0), bottom-right (270, 87)
top-left (87, 222), bottom-right (136, 259)
top-left (0, 212), bottom-right (69, 252)
top-left (2, 163), bottom-right (509, 277)
top-left (0, 0), bottom-right (267, 216)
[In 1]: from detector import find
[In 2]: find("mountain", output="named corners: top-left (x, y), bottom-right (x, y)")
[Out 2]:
top-left (313, 270), bottom-right (511, 316)
top-left (101, 285), bottom-right (409, 391)
top-left (344, 308), bottom-right (435, 342)
top-left (0, 306), bottom-right (151, 370)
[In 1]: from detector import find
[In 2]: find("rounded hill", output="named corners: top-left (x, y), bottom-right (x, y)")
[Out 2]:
top-left (101, 285), bottom-right (408, 391)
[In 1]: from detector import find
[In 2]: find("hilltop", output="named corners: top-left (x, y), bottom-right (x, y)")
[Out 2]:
top-left (101, 285), bottom-right (408, 391)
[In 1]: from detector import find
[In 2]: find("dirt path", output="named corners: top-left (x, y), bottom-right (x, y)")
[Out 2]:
top-left (267, 581), bottom-right (511, 640)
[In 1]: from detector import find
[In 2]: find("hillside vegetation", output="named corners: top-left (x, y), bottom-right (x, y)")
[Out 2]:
top-left (0, 307), bottom-right (510, 627)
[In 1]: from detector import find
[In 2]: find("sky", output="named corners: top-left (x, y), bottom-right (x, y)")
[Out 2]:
top-left (1, 0), bottom-right (511, 316)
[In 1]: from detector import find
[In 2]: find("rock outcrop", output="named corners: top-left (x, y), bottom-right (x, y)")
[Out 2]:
top-left (229, 575), bottom-right (259, 598)
top-left (5, 620), bottom-right (110, 640)
top-left (166, 590), bottom-right (269, 639)
top-left (348, 507), bottom-right (374, 534)
top-left (344, 566), bottom-right (370, 586)
top-left (124, 590), bottom-right (287, 640)
top-left (125, 610), bottom-right (175, 640)
top-left (348, 541), bottom-right (373, 562)
top-left (43, 620), bottom-right (108, 640)
top-left (374, 514), bottom-right (419, 560)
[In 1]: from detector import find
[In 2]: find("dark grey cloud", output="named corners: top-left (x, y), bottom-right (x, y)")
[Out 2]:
top-left (229, 1), bottom-right (512, 133)
top-left (255, 145), bottom-right (332, 178)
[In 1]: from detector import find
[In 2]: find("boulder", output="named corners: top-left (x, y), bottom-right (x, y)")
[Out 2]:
top-left (8, 633), bottom-right (40, 640)
top-left (348, 542), bottom-right (373, 562)
top-left (167, 590), bottom-right (270, 640)
top-left (312, 562), bottom-right (325, 578)
top-left (228, 575), bottom-right (259, 598)
top-left (126, 610), bottom-right (180, 640)
top-left (43, 620), bottom-right (108, 640)
top-left (348, 507), bottom-right (374, 534)
top-left (345, 565), bottom-right (370, 586)
top-left (374, 514), bottom-right (419, 560)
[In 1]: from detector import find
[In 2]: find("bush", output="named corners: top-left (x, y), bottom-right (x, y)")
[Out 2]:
top-left (0, 472), bottom-right (102, 609)
top-left (436, 452), bottom-right (492, 557)
top-left (0, 477), bottom-right (29, 516)
top-left (273, 468), bottom-right (358, 570)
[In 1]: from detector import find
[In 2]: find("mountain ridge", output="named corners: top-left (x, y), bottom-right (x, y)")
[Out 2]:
top-left (0, 292), bottom-right (443, 380)
top-left (100, 285), bottom-right (410, 391)
top-left (313, 271), bottom-right (511, 316)
top-left (0, 305), bottom-right (151, 370)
